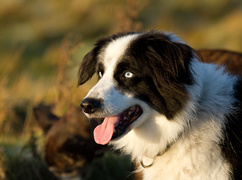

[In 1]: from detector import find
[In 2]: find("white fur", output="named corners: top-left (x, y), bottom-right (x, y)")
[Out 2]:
top-left (83, 33), bottom-right (237, 179)
top-left (99, 34), bottom-right (139, 68)
top-left (164, 32), bottom-right (187, 44)
top-left (111, 59), bottom-right (236, 180)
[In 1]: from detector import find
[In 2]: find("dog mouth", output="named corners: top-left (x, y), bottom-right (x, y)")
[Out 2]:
top-left (93, 105), bottom-right (143, 145)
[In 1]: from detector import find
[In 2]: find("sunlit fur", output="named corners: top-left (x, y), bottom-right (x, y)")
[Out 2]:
top-left (78, 31), bottom-right (242, 180)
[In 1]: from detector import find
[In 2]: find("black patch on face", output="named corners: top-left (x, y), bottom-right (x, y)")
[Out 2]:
top-left (114, 59), bottom-right (167, 116)
top-left (220, 78), bottom-right (242, 179)
top-left (114, 31), bottom-right (195, 119)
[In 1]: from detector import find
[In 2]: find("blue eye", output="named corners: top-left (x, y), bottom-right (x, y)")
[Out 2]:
top-left (124, 72), bottom-right (134, 78)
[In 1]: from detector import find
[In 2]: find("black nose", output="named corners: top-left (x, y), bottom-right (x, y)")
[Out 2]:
top-left (81, 98), bottom-right (102, 114)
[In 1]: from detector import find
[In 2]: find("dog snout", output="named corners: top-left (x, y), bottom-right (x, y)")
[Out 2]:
top-left (81, 98), bottom-right (102, 114)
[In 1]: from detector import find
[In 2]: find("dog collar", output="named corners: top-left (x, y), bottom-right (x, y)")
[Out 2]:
top-left (140, 132), bottom-right (183, 168)
top-left (140, 156), bottom-right (154, 168)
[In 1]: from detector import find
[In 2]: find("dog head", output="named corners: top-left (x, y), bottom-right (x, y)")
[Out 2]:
top-left (78, 31), bottom-right (197, 145)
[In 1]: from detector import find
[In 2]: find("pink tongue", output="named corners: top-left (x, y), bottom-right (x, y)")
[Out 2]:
top-left (94, 116), bottom-right (119, 145)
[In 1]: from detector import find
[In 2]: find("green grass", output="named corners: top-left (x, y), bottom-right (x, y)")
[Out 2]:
top-left (0, 136), bottom-right (56, 180)
top-left (0, 135), bottom-right (135, 180)
top-left (87, 152), bottom-right (134, 180)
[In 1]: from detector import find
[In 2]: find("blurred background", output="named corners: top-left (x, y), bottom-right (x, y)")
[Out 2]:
top-left (0, 0), bottom-right (241, 179)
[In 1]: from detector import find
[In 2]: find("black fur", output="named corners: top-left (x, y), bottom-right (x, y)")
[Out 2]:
top-left (113, 31), bottom-right (196, 119)
top-left (220, 78), bottom-right (242, 179)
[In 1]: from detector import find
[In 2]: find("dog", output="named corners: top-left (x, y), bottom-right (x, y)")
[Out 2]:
top-left (78, 30), bottom-right (242, 180)
top-left (33, 104), bottom-right (106, 180)
top-left (198, 49), bottom-right (242, 76)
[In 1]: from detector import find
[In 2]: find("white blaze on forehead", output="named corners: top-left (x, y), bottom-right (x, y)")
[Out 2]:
top-left (85, 34), bottom-right (141, 117)
top-left (101, 34), bottom-right (139, 67)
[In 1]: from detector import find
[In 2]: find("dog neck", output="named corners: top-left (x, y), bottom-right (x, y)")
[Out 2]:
top-left (140, 131), bottom-right (183, 168)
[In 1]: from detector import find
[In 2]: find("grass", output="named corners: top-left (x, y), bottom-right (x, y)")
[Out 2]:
top-left (87, 152), bottom-right (134, 180)
top-left (0, 135), bottom-right (134, 180)
top-left (0, 135), bottom-right (56, 180)
top-left (2, 151), bottom-right (56, 180)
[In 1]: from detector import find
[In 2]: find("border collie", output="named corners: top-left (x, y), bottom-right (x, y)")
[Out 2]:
top-left (78, 30), bottom-right (242, 180)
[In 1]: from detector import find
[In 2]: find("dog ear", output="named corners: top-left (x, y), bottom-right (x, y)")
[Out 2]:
top-left (146, 36), bottom-right (195, 118)
top-left (149, 41), bottom-right (194, 88)
top-left (78, 37), bottom-right (114, 86)
top-left (78, 50), bottom-right (98, 86)
top-left (131, 32), bottom-right (195, 89)
top-left (33, 104), bottom-right (60, 134)
top-left (129, 32), bottom-right (196, 118)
